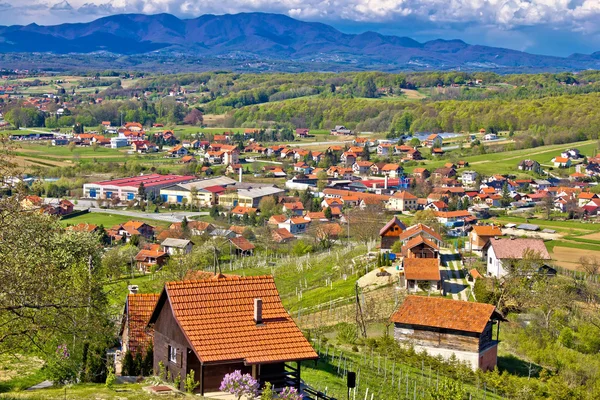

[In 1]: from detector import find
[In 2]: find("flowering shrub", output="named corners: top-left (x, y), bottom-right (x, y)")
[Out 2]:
top-left (56, 344), bottom-right (70, 359)
top-left (220, 370), bottom-right (259, 400)
top-left (279, 386), bottom-right (303, 400)
top-left (46, 344), bottom-right (78, 384)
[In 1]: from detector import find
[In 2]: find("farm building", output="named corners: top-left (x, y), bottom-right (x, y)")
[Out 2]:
top-left (390, 296), bottom-right (504, 371)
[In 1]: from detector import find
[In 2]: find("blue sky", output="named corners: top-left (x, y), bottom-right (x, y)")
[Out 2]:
top-left (0, 0), bottom-right (599, 57)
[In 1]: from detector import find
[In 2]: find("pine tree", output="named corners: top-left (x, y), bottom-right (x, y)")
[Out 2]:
top-left (142, 344), bottom-right (153, 376)
top-left (122, 350), bottom-right (135, 376)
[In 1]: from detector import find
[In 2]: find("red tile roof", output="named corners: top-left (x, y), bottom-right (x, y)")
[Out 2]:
top-left (399, 224), bottom-right (443, 243)
top-left (67, 223), bottom-right (98, 233)
top-left (272, 228), bottom-right (295, 242)
top-left (392, 191), bottom-right (417, 200)
top-left (402, 235), bottom-right (439, 251)
top-left (125, 293), bottom-right (159, 355)
top-left (403, 258), bottom-right (441, 281)
top-left (472, 225), bottom-right (502, 237)
top-left (153, 276), bottom-right (318, 364)
top-left (390, 296), bottom-right (498, 334)
top-left (379, 216), bottom-right (407, 236)
top-left (230, 236), bottom-right (255, 252)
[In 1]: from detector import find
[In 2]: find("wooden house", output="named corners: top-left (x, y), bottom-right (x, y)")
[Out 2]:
top-left (390, 296), bottom-right (504, 371)
top-left (379, 216), bottom-right (407, 250)
top-left (147, 275), bottom-right (318, 394)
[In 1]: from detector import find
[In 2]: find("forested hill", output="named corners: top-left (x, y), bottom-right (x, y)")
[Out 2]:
top-left (1, 12), bottom-right (600, 72)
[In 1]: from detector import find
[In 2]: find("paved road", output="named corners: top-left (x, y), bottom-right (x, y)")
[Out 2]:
top-left (440, 250), bottom-right (470, 301)
top-left (43, 197), bottom-right (208, 222)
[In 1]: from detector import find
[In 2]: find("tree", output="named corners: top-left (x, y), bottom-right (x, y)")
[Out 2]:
top-left (137, 182), bottom-right (146, 201)
top-left (122, 351), bottom-right (136, 376)
top-left (324, 206), bottom-right (333, 220)
top-left (0, 195), bottom-right (110, 363)
top-left (348, 204), bottom-right (387, 247)
top-left (500, 182), bottom-right (512, 207)
top-left (183, 108), bottom-right (204, 126)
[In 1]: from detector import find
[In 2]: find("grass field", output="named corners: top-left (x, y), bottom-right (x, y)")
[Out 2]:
top-left (406, 139), bottom-right (598, 177)
top-left (60, 213), bottom-right (170, 229)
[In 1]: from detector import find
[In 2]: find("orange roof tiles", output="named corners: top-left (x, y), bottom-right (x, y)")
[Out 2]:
top-left (399, 224), bottom-right (443, 242)
top-left (402, 235), bottom-right (439, 251)
top-left (67, 223), bottom-right (98, 233)
top-left (153, 276), bottom-right (318, 364)
top-left (230, 236), bottom-right (255, 252)
top-left (125, 293), bottom-right (159, 355)
top-left (403, 258), bottom-right (441, 281)
top-left (272, 228), bottom-right (295, 242)
top-left (390, 296), bottom-right (498, 334)
top-left (472, 225), bottom-right (502, 237)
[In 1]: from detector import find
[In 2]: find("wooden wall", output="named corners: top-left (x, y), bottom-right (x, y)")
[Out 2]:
top-left (153, 300), bottom-right (190, 390)
top-left (394, 323), bottom-right (481, 353)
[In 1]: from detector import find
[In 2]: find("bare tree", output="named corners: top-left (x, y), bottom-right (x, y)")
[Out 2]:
top-left (347, 204), bottom-right (388, 247)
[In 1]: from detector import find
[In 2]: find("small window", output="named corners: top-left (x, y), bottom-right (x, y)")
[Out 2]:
top-left (169, 346), bottom-right (177, 364)
top-left (489, 257), bottom-right (492, 264)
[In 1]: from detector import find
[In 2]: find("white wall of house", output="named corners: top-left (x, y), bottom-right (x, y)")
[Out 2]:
top-left (486, 245), bottom-right (507, 278)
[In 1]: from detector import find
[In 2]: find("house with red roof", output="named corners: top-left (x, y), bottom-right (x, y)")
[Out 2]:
top-left (278, 217), bottom-right (309, 234)
top-left (379, 216), bottom-right (407, 250)
top-left (469, 225), bottom-right (503, 253)
top-left (386, 191), bottom-right (418, 212)
top-left (402, 258), bottom-right (442, 293)
top-left (391, 296), bottom-right (504, 371)
top-left (135, 244), bottom-right (168, 272)
top-left (148, 275), bottom-right (318, 394)
top-left (120, 291), bottom-right (159, 359)
top-left (272, 227), bottom-right (296, 243)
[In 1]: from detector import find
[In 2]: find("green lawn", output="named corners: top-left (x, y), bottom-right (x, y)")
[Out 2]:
top-left (405, 139), bottom-right (598, 177)
top-left (60, 213), bottom-right (170, 229)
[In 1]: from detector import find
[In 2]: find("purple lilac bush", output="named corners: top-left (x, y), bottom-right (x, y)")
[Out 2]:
top-left (220, 370), bottom-right (259, 399)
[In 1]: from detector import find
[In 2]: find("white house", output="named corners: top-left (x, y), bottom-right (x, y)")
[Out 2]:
top-left (110, 137), bottom-right (129, 148)
top-left (461, 171), bottom-right (478, 186)
top-left (483, 237), bottom-right (551, 278)
top-left (161, 238), bottom-right (193, 255)
top-left (278, 217), bottom-right (309, 234)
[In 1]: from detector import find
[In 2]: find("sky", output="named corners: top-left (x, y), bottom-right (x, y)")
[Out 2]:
top-left (0, 0), bottom-right (599, 57)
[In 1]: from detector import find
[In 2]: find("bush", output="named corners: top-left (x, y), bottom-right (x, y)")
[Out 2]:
top-left (105, 368), bottom-right (116, 389)
top-left (473, 278), bottom-right (499, 304)
top-left (336, 322), bottom-right (358, 345)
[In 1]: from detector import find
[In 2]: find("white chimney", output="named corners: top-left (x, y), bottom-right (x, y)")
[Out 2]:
top-left (128, 285), bottom-right (139, 294)
top-left (384, 175), bottom-right (388, 190)
top-left (239, 167), bottom-right (243, 183)
top-left (254, 298), bottom-right (263, 325)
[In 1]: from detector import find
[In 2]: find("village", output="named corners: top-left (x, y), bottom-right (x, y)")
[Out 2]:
top-left (3, 70), bottom-right (600, 400)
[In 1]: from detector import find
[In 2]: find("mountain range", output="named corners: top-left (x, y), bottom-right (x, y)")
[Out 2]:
top-left (1, 12), bottom-right (599, 71)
